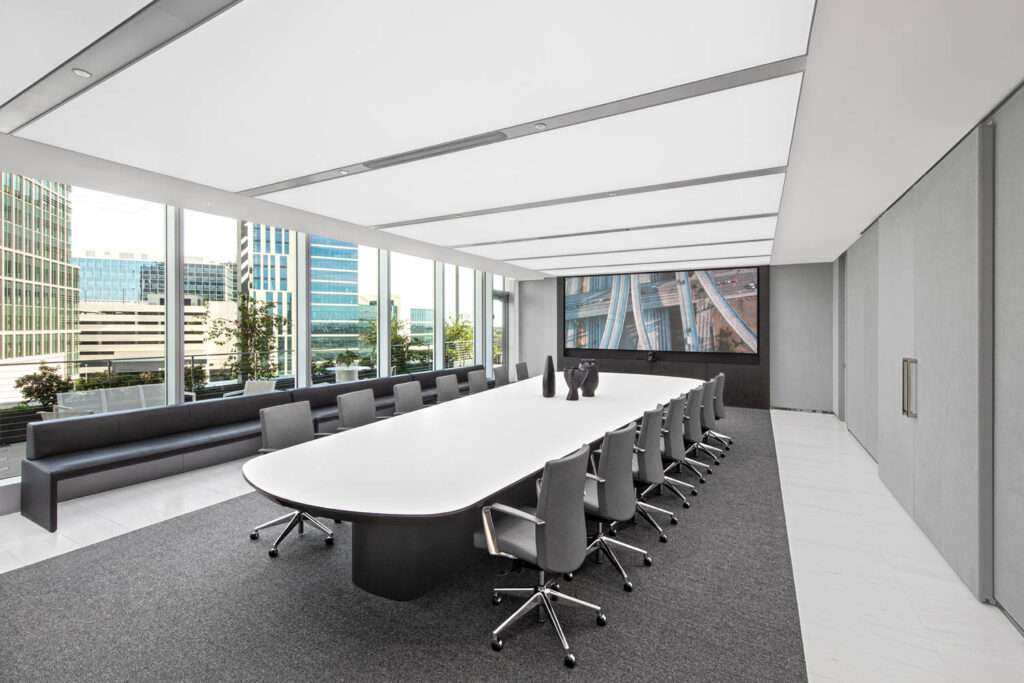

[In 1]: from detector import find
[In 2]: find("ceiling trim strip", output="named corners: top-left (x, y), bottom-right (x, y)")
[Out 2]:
top-left (243, 55), bottom-right (806, 198)
top-left (544, 253), bottom-right (771, 275)
top-left (377, 166), bottom-right (787, 231)
top-left (451, 212), bottom-right (778, 248)
top-left (0, 0), bottom-right (243, 135)
top-left (502, 237), bottom-right (776, 263)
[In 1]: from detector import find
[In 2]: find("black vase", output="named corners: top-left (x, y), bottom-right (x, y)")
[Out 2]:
top-left (563, 367), bottom-right (587, 401)
top-left (579, 359), bottom-right (599, 397)
top-left (542, 355), bottom-right (556, 398)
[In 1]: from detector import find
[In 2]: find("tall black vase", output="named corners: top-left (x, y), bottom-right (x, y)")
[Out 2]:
top-left (541, 355), bottom-right (556, 398)
top-left (579, 359), bottom-right (599, 397)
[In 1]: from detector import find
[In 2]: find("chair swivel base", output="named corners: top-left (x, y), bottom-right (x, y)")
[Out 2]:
top-left (490, 570), bottom-right (606, 668)
top-left (568, 528), bottom-right (652, 591)
top-left (250, 509), bottom-right (334, 557)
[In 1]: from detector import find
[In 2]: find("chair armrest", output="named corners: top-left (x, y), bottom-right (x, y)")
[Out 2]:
top-left (585, 473), bottom-right (606, 484)
top-left (376, 415), bottom-right (391, 420)
top-left (481, 503), bottom-right (545, 558)
top-left (634, 446), bottom-right (646, 454)
top-left (224, 389), bottom-right (243, 397)
top-left (313, 433), bottom-right (332, 439)
top-left (257, 448), bottom-right (276, 454)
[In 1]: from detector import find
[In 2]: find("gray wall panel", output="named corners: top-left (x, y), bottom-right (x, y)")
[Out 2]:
top-left (876, 194), bottom-right (916, 514)
top-left (770, 263), bottom-right (834, 411)
top-left (517, 278), bottom-right (558, 375)
top-left (993, 89), bottom-right (1024, 625)
top-left (844, 223), bottom-right (879, 456)
top-left (910, 131), bottom-right (981, 595)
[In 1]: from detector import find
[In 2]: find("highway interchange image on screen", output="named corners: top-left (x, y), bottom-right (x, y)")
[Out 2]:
top-left (564, 268), bottom-right (758, 354)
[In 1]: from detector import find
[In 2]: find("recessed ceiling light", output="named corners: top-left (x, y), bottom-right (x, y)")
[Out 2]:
top-left (338, 169), bottom-right (349, 176)
top-left (71, 68), bottom-right (92, 78)
top-left (534, 122), bottom-right (547, 130)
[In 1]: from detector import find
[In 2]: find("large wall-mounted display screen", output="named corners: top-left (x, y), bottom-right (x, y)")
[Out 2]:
top-left (564, 267), bottom-right (758, 354)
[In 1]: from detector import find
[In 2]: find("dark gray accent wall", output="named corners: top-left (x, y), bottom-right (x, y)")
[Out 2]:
top-left (769, 263), bottom-right (834, 411)
top-left (553, 267), bottom-right (771, 409)
top-left (992, 86), bottom-right (1024, 627)
top-left (844, 222), bottom-right (879, 456)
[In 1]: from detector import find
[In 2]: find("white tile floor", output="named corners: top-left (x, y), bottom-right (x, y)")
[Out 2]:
top-left (773, 409), bottom-right (1024, 683)
top-left (0, 413), bottom-right (1022, 682)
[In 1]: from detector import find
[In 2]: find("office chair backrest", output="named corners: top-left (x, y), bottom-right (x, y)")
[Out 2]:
top-left (467, 369), bottom-right (488, 394)
top-left (636, 405), bottom-right (665, 485)
top-left (535, 444), bottom-right (590, 574)
top-left (338, 388), bottom-right (376, 429)
top-left (595, 422), bottom-right (638, 521)
top-left (684, 386), bottom-right (704, 444)
top-left (244, 379), bottom-right (278, 395)
top-left (436, 374), bottom-right (461, 403)
top-left (493, 366), bottom-right (510, 387)
top-left (260, 400), bottom-right (315, 451)
top-left (713, 373), bottom-right (727, 419)
top-left (393, 380), bottom-right (424, 414)
top-left (664, 395), bottom-right (687, 459)
top-left (515, 361), bottom-right (529, 381)
top-left (700, 380), bottom-right (716, 431)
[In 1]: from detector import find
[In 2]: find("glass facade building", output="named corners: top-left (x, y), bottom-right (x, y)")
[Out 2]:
top-left (309, 236), bottom-right (365, 360)
top-left (239, 222), bottom-right (296, 376)
top-left (0, 173), bottom-right (79, 365)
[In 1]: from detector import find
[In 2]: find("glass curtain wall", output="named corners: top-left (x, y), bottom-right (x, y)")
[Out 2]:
top-left (309, 238), bottom-right (378, 382)
top-left (443, 264), bottom-right (475, 368)
top-left (492, 275), bottom-right (514, 370)
top-left (389, 252), bottom-right (434, 374)
top-left (183, 212), bottom-right (296, 398)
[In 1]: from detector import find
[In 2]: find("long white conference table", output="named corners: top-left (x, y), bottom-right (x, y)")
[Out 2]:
top-left (242, 372), bottom-right (702, 600)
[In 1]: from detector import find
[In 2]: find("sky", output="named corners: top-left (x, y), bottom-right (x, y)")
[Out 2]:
top-left (70, 186), bottom-right (444, 312)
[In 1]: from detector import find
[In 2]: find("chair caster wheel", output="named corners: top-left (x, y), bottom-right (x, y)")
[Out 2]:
top-left (564, 653), bottom-right (577, 668)
top-left (699, 478), bottom-right (706, 484)
top-left (644, 554), bottom-right (653, 566)
top-left (691, 489), bottom-right (698, 496)
top-left (325, 537), bottom-right (334, 546)
top-left (249, 531), bottom-right (259, 540)
top-left (268, 548), bottom-right (278, 558)
top-left (552, 583), bottom-right (560, 592)
top-left (492, 594), bottom-right (502, 605)
top-left (683, 500), bottom-right (691, 508)
top-left (706, 469), bottom-right (713, 475)
top-left (564, 572), bottom-right (574, 582)
top-left (335, 519), bottom-right (342, 524)
top-left (623, 581), bottom-right (633, 592)
top-left (671, 516), bottom-right (678, 524)
top-left (596, 613), bottom-right (607, 627)
top-left (491, 637), bottom-right (503, 652)
top-left (659, 534), bottom-right (668, 543)
top-left (609, 528), bottom-right (617, 537)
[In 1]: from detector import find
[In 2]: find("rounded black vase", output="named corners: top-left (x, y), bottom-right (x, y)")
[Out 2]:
top-left (541, 355), bottom-right (556, 398)
top-left (579, 359), bottom-right (599, 397)
top-left (563, 367), bottom-right (587, 401)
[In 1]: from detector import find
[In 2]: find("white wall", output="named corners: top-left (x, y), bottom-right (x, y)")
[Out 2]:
top-left (844, 222), bottom-right (879, 456)
top-left (517, 278), bottom-right (558, 376)
top-left (769, 263), bottom-right (834, 411)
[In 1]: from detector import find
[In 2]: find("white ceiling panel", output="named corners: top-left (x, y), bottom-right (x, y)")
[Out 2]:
top-left (545, 256), bottom-right (770, 277)
top-left (462, 216), bottom-right (777, 261)
top-left (0, 0), bottom-right (149, 105)
top-left (17, 0), bottom-right (813, 192)
top-left (263, 75), bottom-right (802, 225)
top-left (383, 174), bottom-right (785, 247)
top-left (510, 240), bottom-right (774, 271)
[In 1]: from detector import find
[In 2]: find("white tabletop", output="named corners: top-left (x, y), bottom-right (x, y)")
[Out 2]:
top-left (242, 372), bottom-right (701, 518)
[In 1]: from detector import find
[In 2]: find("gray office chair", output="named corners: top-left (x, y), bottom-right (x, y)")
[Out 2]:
top-left (661, 394), bottom-right (708, 487)
top-left (681, 386), bottom-right (720, 473)
top-left (436, 374), bottom-right (461, 403)
top-left (393, 380), bottom-right (425, 415)
top-left (467, 368), bottom-right (488, 394)
top-left (337, 388), bottom-right (390, 431)
top-left (483, 445), bottom-right (605, 668)
top-left (493, 366), bottom-right (510, 387)
top-left (575, 423), bottom-right (652, 592)
top-left (696, 381), bottom-right (727, 461)
top-left (706, 373), bottom-right (733, 447)
top-left (249, 401), bottom-right (334, 556)
top-left (627, 405), bottom-right (682, 543)
top-left (515, 361), bottom-right (529, 381)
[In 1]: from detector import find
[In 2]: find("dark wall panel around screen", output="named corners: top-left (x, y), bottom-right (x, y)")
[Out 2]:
top-left (557, 266), bottom-right (770, 409)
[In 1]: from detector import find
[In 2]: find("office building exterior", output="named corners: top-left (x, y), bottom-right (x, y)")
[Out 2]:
top-left (238, 222), bottom-right (296, 376)
top-left (309, 235), bottom-right (362, 363)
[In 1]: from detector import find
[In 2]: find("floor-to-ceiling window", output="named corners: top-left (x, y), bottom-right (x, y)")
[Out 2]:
top-left (183, 212), bottom-right (296, 398)
top-left (443, 264), bottom-right (475, 368)
top-left (389, 252), bottom-right (434, 374)
top-left (492, 275), bottom-right (513, 370)
top-left (309, 238), bottom-right (378, 382)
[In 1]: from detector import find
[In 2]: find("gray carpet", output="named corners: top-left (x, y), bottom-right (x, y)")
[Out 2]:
top-left (0, 408), bottom-right (805, 682)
